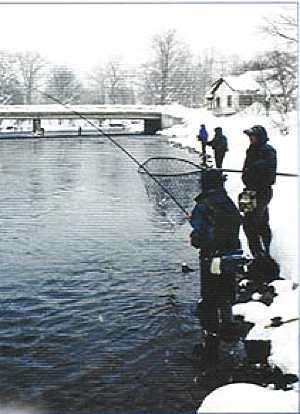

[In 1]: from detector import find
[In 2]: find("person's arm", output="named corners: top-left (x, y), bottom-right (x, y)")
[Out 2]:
top-left (206, 137), bottom-right (215, 147)
top-left (189, 204), bottom-right (211, 249)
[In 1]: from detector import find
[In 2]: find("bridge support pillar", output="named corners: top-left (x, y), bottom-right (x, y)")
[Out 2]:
top-left (144, 118), bottom-right (161, 135)
top-left (33, 118), bottom-right (41, 133)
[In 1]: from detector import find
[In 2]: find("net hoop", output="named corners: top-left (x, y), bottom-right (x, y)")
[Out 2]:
top-left (138, 156), bottom-right (204, 177)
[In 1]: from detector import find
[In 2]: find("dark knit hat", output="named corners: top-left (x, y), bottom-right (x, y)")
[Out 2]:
top-left (201, 169), bottom-right (226, 191)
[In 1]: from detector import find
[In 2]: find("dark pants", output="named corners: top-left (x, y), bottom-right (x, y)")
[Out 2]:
top-left (243, 187), bottom-right (273, 257)
top-left (201, 141), bottom-right (207, 157)
top-left (199, 253), bottom-right (235, 334)
top-left (214, 150), bottom-right (226, 169)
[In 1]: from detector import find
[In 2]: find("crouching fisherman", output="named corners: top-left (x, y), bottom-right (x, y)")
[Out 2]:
top-left (187, 170), bottom-right (244, 362)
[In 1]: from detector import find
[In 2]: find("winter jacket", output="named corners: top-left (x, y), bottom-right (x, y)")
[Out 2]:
top-left (198, 126), bottom-right (208, 143)
top-left (190, 188), bottom-right (241, 255)
top-left (208, 133), bottom-right (228, 153)
top-left (242, 140), bottom-right (277, 191)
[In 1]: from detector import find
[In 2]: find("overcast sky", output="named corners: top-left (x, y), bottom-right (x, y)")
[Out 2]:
top-left (0, 2), bottom-right (297, 73)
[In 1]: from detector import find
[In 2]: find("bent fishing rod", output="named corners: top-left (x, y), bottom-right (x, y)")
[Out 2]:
top-left (36, 90), bottom-right (190, 215)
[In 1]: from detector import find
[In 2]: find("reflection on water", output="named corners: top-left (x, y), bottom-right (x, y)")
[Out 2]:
top-left (0, 136), bottom-right (206, 413)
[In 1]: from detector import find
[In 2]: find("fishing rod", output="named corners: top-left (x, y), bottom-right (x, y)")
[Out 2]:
top-left (216, 167), bottom-right (298, 178)
top-left (264, 317), bottom-right (299, 329)
top-left (36, 90), bottom-right (190, 215)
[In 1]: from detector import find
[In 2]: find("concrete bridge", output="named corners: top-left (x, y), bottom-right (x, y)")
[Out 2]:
top-left (0, 105), bottom-right (183, 135)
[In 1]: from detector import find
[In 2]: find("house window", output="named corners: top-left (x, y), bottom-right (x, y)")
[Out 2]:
top-left (227, 95), bottom-right (232, 107)
top-left (216, 97), bottom-right (221, 108)
top-left (239, 95), bottom-right (253, 107)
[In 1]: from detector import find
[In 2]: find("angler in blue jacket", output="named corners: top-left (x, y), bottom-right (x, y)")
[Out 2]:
top-left (188, 170), bottom-right (242, 359)
top-left (197, 124), bottom-right (209, 158)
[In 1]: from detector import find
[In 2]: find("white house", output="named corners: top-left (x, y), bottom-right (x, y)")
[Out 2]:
top-left (205, 71), bottom-right (270, 116)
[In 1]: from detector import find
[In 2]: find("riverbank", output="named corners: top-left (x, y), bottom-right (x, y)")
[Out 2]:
top-left (159, 105), bottom-right (299, 412)
top-left (0, 129), bottom-right (144, 140)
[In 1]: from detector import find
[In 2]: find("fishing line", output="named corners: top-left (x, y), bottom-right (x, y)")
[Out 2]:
top-left (36, 90), bottom-right (190, 215)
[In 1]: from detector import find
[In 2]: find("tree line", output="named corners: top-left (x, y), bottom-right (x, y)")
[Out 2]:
top-left (0, 11), bottom-right (297, 110)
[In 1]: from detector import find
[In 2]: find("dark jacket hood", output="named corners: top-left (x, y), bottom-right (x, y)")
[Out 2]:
top-left (244, 125), bottom-right (269, 145)
top-left (215, 127), bottom-right (223, 136)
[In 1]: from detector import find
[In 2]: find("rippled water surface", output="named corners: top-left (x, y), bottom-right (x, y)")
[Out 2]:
top-left (0, 135), bottom-right (207, 413)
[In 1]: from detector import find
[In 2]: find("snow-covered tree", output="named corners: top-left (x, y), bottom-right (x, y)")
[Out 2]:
top-left (14, 51), bottom-right (46, 104)
top-left (261, 10), bottom-right (297, 45)
top-left (86, 65), bottom-right (107, 104)
top-left (45, 65), bottom-right (82, 104)
top-left (248, 51), bottom-right (297, 114)
top-left (141, 30), bottom-right (193, 105)
top-left (87, 59), bottom-right (136, 104)
top-left (0, 52), bottom-right (22, 104)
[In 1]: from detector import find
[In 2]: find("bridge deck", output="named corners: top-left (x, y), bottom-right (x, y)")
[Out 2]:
top-left (0, 105), bottom-right (162, 119)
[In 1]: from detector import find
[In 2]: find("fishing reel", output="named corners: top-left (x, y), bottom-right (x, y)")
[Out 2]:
top-left (238, 190), bottom-right (257, 213)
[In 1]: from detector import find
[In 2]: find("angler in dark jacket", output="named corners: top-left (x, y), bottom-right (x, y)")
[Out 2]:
top-left (207, 127), bottom-right (228, 168)
top-left (189, 170), bottom-right (242, 343)
top-left (242, 125), bottom-right (277, 257)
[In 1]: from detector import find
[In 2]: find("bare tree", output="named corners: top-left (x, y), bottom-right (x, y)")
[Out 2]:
top-left (105, 59), bottom-right (136, 104)
top-left (0, 51), bottom-right (22, 104)
top-left (187, 57), bottom-right (213, 107)
top-left (262, 11), bottom-right (297, 44)
top-left (45, 65), bottom-right (82, 104)
top-left (191, 49), bottom-right (229, 107)
top-left (105, 60), bottom-right (123, 104)
top-left (86, 59), bottom-right (136, 105)
top-left (142, 29), bottom-right (193, 105)
top-left (86, 65), bottom-right (107, 104)
top-left (257, 51), bottom-right (297, 114)
top-left (14, 51), bottom-right (46, 104)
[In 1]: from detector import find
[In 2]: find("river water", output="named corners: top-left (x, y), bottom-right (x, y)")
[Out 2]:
top-left (0, 135), bottom-right (208, 413)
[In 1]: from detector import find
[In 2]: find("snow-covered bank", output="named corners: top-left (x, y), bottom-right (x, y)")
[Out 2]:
top-left (159, 104), bottom-right (298, 413)
top-left (197, 383), bottom-right (299, 413)
top-left (195, 278), bottom-right (299, 413)
top-left (0, 118), bottom-right (144, 133)
top-left (161, 105), bottom-right (298, 282)
top-left (233, 282), bottom-right (299, 375)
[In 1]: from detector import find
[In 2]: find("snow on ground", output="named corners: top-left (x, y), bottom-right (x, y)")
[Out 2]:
top-left (161, 105), bottom-right (298, 282)
top-left (0, 118), bottom-right (144, 133)
top-left (233, 284), bottom-right (299, 375)
top-left (159, 104), bottom-right (298, 413)
top-left (232, 301), bottom-right (271, 326)
top-left (268, 319), bottom-right (298, 375)
top-left (197, 383), bottom-right (299, 413)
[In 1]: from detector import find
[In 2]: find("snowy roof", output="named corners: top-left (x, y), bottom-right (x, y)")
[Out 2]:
top-left (205, 69), bottom-right (282, 97)
top-left (223, 71), bottom-right (261, 92)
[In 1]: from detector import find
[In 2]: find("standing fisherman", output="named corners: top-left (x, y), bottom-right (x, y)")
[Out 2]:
top-left (240, 125), bottom-right (277, 258)
top-left (207, 127), bottom-right (228, 168)
top-left (197, 124), bottom-right (209, 161)
top-left (188, 170), bottom-right (243, 362)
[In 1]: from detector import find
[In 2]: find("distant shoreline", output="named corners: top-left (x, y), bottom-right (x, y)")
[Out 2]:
top-left (0, 130), bottom-right (145, 140)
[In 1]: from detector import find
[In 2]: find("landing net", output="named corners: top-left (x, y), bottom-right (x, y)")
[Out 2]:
top-left (138, 157), bottom-right (204, 224)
